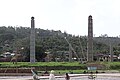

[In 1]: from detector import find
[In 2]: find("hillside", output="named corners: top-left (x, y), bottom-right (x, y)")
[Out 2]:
top-left (0, 26), bottom-right (120, 62)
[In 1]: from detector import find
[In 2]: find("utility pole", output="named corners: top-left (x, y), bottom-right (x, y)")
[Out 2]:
top-left (109, 41), bottom-right (113, 62)
top-left (69, 44), bottom-right (72, 62)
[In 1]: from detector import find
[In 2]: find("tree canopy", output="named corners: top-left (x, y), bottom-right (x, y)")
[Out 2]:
top-left (0, 26), bottom-right (120, 62)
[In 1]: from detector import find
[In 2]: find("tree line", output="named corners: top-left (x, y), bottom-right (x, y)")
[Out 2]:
top-left (0, 26), bottom-right (120, 62)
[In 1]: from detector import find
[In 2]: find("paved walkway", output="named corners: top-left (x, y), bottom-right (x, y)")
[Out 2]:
top-left (0, 73), bottom-right (120, 80)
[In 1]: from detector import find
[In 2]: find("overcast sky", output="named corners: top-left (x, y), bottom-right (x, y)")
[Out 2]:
top-left (0, 0), bottom-right (120, 37)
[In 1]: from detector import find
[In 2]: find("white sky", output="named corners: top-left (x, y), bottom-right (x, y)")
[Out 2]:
top-left (0, 0), bottom-right (120, 37)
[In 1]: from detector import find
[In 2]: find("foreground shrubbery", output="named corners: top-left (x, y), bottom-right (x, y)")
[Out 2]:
top-left (0, 62), bottom-right (85, 67)
top-left (108, 62), bottom-right (120, 70)
top-left (0, 62), bottom-right (120, 70)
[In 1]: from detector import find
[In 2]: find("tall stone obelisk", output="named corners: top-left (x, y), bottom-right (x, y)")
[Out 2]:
top-left (30, 17), bottom-right (35, 63)
top-left (87, 15), bottom-right (93, 62)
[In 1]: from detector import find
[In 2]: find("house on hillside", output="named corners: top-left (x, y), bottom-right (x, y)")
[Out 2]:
top-left (0, 52), bottom-right (15, 62)
top-left (1, 52), bottom-right (15, 57)
top-left (94, 53), bottom-right (118, 61)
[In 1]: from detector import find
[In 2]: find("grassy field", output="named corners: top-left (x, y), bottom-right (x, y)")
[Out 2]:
top-left (0, 62), bottom-right (120, 74)
top-left (0, 62), bottom-right (120, 70)
top-left (0, 62), bottom-right (85, 67)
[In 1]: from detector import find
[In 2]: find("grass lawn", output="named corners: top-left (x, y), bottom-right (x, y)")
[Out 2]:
top-left (0, 62), bottom-right (120, 70)
top-left (0, 62), bottom-right (85, 67)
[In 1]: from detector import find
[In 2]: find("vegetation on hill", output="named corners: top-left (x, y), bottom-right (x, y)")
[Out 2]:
top-left (0, 26), bottom-right (120, 62)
